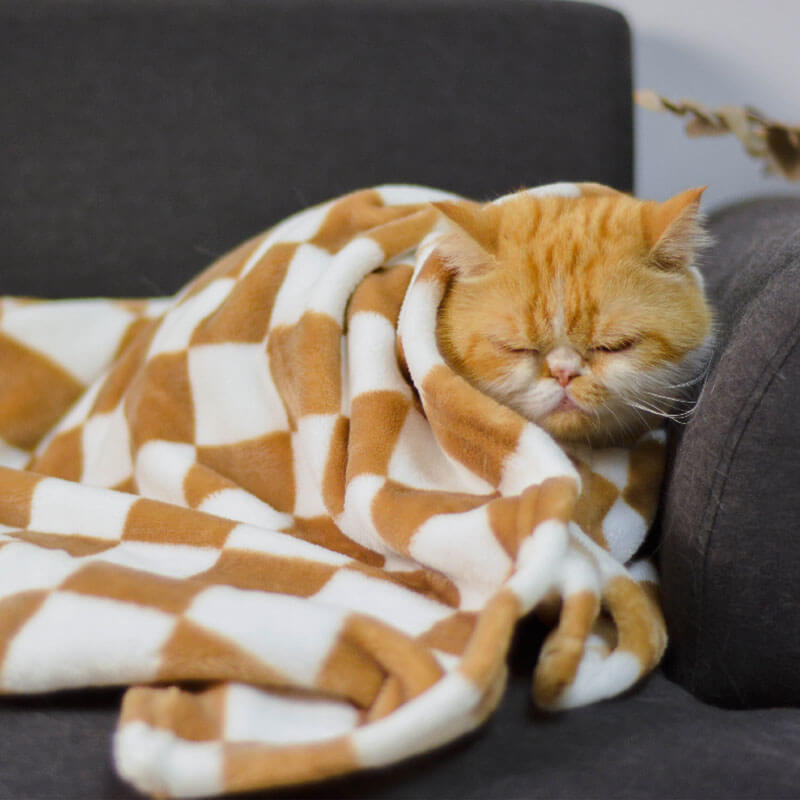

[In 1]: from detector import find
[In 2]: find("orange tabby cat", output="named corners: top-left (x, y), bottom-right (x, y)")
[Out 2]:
top-left (435, 185), bottom-right (714, 448)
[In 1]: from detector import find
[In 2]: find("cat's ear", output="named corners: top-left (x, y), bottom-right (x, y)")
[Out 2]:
top-left (432, 200), bottom-right (500, 277)
top-left (642, 186), bottom-right (708, 271)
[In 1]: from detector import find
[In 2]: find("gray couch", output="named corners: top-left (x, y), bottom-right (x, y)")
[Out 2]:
top-left (1, 1), bottom-right (798, 797)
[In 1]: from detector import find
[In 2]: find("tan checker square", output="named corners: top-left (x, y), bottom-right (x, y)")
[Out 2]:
top-left (310, 189), bottom-right (418, 254)
top-left (62, 562), bottom-right (201, 614)
top-left (125, 351), bottom-right (195, 448)
top-left (285, 516), bottom-right (384, 567)
top-left (27, 427), bottom-right (83, 481)
top-left (155, 619), bottom-right (292, 687)
top-left (346, 263), bottom-right (414, 326)
top-left (190, 242), bottom-right (297, 346)
top-left (198, 550), bottom-right (337, 596)
top-left (123, 499), bottom-right (235, 548)
top-left (421, 364), bottom-right (524, 488)
top-left (91, 318), bottom-right (157, 416)
top-left (371, 480), bottom-right (490, 551)
top-left (346, 391), bottom-right (409, 481)
top-left (0, 467), bottom-right (42, 528)
top-left (0, 590), bottom-right (49, 666)
top-left (197, 432), bottom-right (295, 514)
top-left (8, 530), bottom-right (118, 557)
top-left (0, 333), bottom-right (84, 451)
top-left (321, 415), bottom-right (349, 516)
top-left (267, 313), bottom-right (342, 420)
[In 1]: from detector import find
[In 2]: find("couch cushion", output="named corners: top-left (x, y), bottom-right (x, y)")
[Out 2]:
top-left (1, 0), bottom-right (632, 299)
top-left (2, 664), bottom-right (799, 799)
top-left (660, 197), bottom-right (800, 707)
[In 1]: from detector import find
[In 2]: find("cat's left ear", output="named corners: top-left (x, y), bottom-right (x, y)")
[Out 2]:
top-left (642, 186), bottom-right (708, 271)
top-left (431, 200), bottom-right (501, 277)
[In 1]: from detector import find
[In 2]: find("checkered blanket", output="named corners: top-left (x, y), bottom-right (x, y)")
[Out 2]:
top-left (0, 184), bottom-right (667, 798)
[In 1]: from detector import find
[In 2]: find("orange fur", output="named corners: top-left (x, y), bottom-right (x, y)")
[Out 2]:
top-left (435, 187), bottom-right (714, 447)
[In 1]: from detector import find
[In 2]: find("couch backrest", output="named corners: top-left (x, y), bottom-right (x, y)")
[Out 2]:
top-left (1, 0), bottom-right (632, 297)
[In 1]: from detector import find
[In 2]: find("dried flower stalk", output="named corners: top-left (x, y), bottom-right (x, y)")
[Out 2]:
top-left (635, 89), bottom-right (800, 180)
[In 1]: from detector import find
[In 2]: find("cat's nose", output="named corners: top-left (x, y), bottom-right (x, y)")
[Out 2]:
top-left (547, 347), bottom-right (582, 387)
top-left (550, 367), bottom-right (579, 387)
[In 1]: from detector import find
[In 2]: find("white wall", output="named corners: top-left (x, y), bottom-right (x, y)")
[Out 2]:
top-left (600, 0), bottom-right (800, 211)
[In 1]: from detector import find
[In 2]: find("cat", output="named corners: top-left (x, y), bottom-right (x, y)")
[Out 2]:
top-left (434, 184), bottom-right (714, 449)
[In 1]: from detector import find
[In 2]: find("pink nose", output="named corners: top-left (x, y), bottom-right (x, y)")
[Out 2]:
top-left (550, 366), bottom-right (579, 387)
top-left (546, 346), bottom-right (582, 387)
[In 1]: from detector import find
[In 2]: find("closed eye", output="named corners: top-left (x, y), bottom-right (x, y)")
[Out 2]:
top-left (592, 337), bottom-right (638, 354)
top-left (489, 337), bottom-right (539, 356)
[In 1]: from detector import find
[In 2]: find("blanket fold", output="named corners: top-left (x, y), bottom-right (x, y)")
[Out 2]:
top-left (0, 184), bottom-right (667, 798)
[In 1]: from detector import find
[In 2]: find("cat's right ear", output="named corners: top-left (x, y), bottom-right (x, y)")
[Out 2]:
top-left (642, 187), bottom-right (709, 271)
top-left (431, 201), bottom-right (500, 278)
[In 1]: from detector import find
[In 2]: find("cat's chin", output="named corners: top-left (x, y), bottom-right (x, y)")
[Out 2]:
top-left (537, 407), bottom-right (596, 444)
top-left (538, 406), bottom-right (656, 449)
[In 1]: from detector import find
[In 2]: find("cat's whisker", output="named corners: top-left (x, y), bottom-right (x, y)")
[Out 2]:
top-left (640, 390), bottom-right (697, 417)
top-left (638, 389), bottom-right (698, 408)
top-left (658, 362), bottom-right (713, 392)
top-left (622, 399), bottom-right (695, 424)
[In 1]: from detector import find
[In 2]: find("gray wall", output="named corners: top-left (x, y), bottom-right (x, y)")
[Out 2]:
top-left (601, 0), bottom-right (800, 210)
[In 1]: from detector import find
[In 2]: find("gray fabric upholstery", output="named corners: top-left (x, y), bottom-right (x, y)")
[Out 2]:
top-left (2, 0), bottom-right (799, 796)
top-left (3, 668), bottom-right (800, 800)
top-left (661, 196), bottom-right (800, 707)
top-left (1, 0), bottom-right (632, 299)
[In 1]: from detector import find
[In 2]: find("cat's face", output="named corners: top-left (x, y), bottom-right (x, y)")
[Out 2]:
top-left (434, 186), bottom-right (714, 448)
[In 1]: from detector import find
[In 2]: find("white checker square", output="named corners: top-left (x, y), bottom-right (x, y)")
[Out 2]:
top-left (1, 591), bottom-right (177, 691)
top-left (186, 586), bottom-right (347, 686)
top-left (500, 424), bottom-right (579, 496)
top-left (0, 299), bottom-right (135, 384)
top-left (189, 343), bottom-right (286, 446)
top-left (0, 437), bottom-right (30, 469)
top-left (396, 279), bottom-right (445, 382)
top-left (375, 184), bottom-right (461, 205)
top-left (588, 447), bottom-right (630, 490)
top-left (198, 489), bottom-right (293, 531)
top-left (291, 417), bottom-right (337, 519)
top-left (239, 201), bottom-right (334, 280)
top-left (311, 569), bottom-right (452, 636)
top-left (29, 478), bottom-right (136, 540)
top-left (93, 541), bottom-right (221, 580)
top-left (410, 505), bottom-right (511, 611)
top-left (148, 278), bottom-right (235, 359)
top-left (337, 473), bottom-right (389, 555)
top-left (0, 541), bottom-right (82, 601)
top-left (601, 497), bottom-right (648, 564)
top-left (115, 723), bottom-right (224, 799)
top-left (224, 684), bottom-right (359, 744)
top-left (134, 440), bottom-right (197, 505)
top-left (37, 378), bottom-right (103, 451)
top-left (225, 524), bottom-right (350, 566)
top-left (269, 243), bottom-right (331, 329)
top-left (627, 558), bottom-right (659, 584)
top-left (308, 237), bottom-right (385, 319)
top-left (347, 312), bottom-right (411, 398)
top-left (81, 403), bottom-right (133, 487)
top-left (387, 408), bottom-right (493, 494)
top-left (352, 671), bottom-right (481, 768)
top-left (0, 523), bottom-right (22, 534)
top-left (505, 519), bottom-right (569, 612)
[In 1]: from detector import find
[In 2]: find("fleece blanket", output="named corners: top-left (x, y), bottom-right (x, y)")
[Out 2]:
top-left (0, 184), bottom-right (667, 798)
